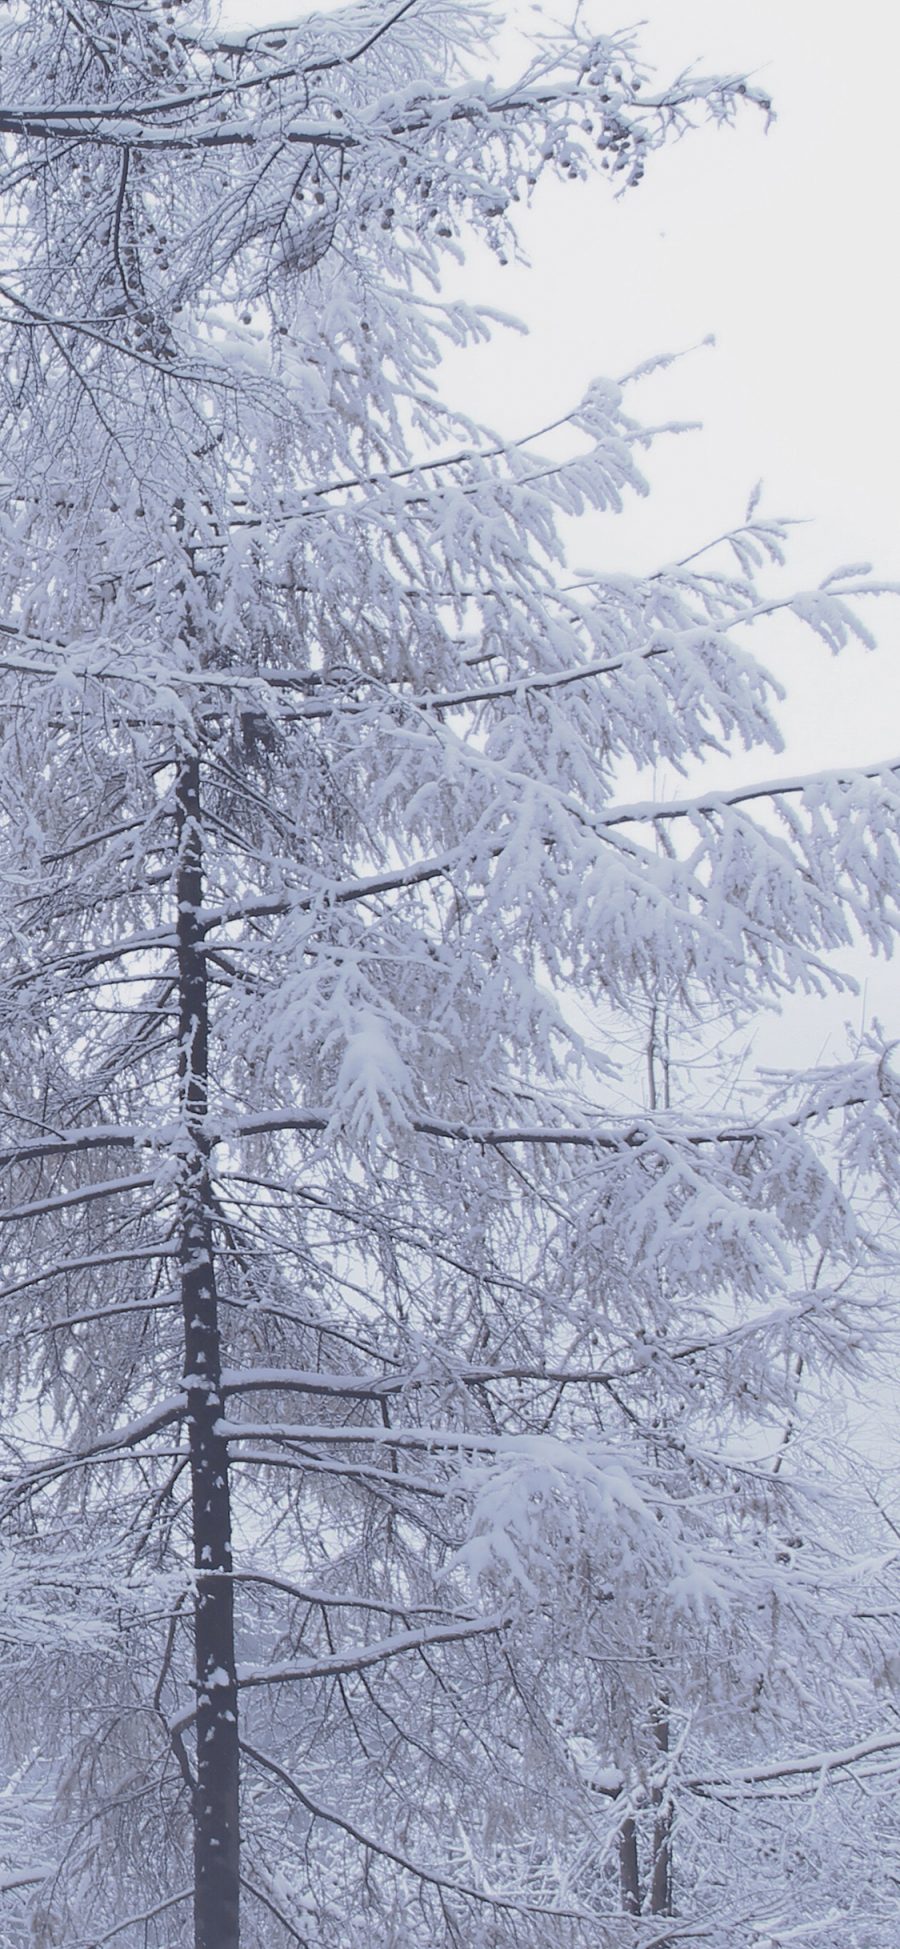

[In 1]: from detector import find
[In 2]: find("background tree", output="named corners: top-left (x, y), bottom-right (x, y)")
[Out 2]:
top-left (1, 2), bottom-right (900, 1947)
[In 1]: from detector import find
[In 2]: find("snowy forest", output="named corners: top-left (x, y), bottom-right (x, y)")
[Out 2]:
top-left (2, 1), bottom-right (900, 1945)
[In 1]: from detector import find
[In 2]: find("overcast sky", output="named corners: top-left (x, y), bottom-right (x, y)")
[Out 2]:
top-left (437, 0), bottom-right (900, 1052)
top-left (436, 0), bottom-right (900, 781)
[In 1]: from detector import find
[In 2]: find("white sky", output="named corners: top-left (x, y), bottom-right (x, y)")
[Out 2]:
top-left (439, 0), bottom-right (900, 775)
top-left (436, 0), bottom-right (900, 1060)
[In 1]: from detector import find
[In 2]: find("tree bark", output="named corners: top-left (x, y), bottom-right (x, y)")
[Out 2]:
top-left (618, 1814), bottom-right (641, 1918)
top-left (649, 1703), bottom-right (673, 1921)
top-left (176, 747), bottom-right (241, 1949)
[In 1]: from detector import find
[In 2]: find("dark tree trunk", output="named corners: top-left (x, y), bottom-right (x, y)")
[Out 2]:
top-left (618, 1815), bottom-right (641, 1918)
top-left (176, 748), bottom-right (241, 1949)
top-left (649, 1703), bottom-right (673, 1923)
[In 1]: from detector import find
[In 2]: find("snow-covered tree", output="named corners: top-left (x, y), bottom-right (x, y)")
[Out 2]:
top-left (1, 2), bottom-right (900, 1946)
